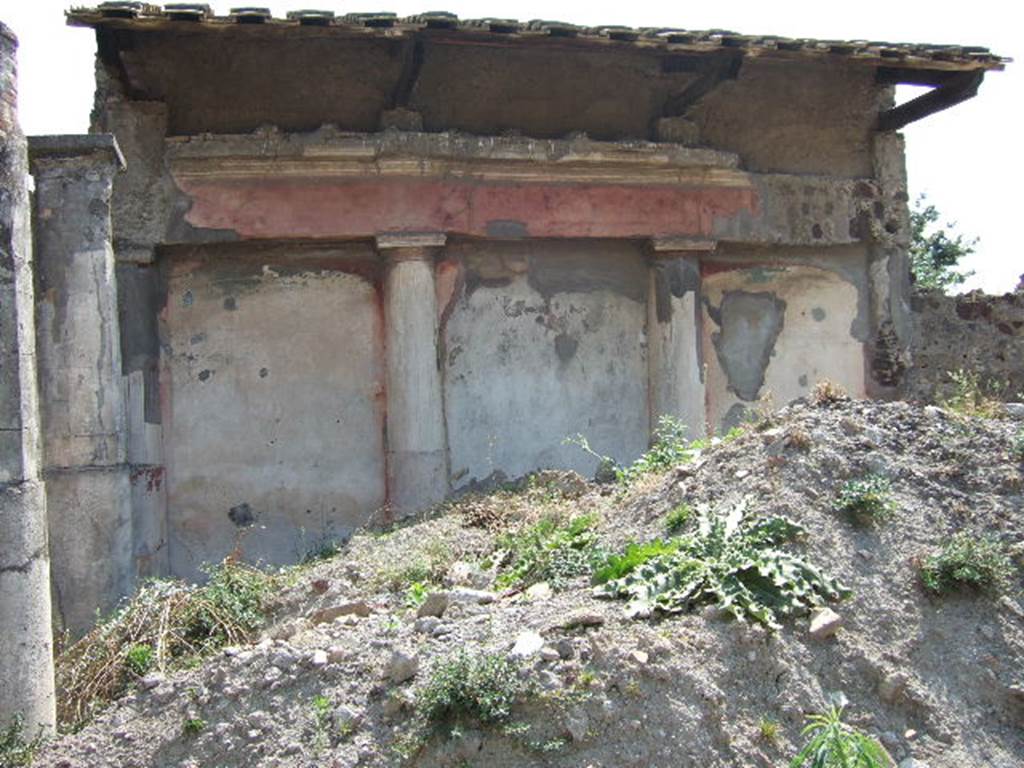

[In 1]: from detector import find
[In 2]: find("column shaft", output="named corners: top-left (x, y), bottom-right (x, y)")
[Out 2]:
top-left (380, 238), bottom-right (448, 512)
top-left (0, 20), bottom-right (56, 736)
top-left (30, 135), bottom-right (133, 637)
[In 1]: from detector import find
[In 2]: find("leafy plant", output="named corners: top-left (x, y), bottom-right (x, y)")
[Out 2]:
top-left (920, 532), bottom-right (1014, 594)
top-left (909, 194), bottom-right (976, 293)
top-left (941, 369), bottom-right (1006, 419)
top-left (0, 714), bottom-right (44, 768)
top-left (124, 643), bottom-right (154, 677)
top-left (834, 475), bottom-right (895, 525)
top-left (568, 415), bottom-right (698, 486)
top-left (494, 514), bottom-right (600, 590)
top-left (592, 539), bottom-right (680, 584)
top-left (405, 581), bottom-right (430, 609)
top-left (182, 717), bottom-right (206, 736)
top-left (416, 650), bottom-right (527, 727)
top-left (1014, 431), bottom-right (1024, 461)
top-left (665, 503), bottom-right (693, 534)
top-left (790, 706), bottom-right (892, 767)
top-left (595, 501), bottom-right (850, 629)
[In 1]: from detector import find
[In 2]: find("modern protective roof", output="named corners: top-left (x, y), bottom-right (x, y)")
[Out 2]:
top-left (67, 3), bottom-right (1008, 72)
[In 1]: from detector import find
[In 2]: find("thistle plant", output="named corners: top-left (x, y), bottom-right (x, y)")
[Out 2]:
top-left (595, 501), bottom-right (849, 629)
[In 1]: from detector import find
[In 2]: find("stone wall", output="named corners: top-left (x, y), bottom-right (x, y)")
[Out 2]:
top-left (906, 287), bottom-right (1024, 403)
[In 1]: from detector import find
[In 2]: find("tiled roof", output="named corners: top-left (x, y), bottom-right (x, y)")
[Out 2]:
top-left (67, 3), bottom-right (1008, 71)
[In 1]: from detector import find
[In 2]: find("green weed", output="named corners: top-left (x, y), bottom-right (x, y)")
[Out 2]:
top-left (592, 539), bottom-right (680, 584)
top-left (182, 717), bottom-right (206, 737)
top-left (0, 714), bottom-right (44, 768)
top-left (595, 501), bottom-right (849, 629)
top-left (124, 643), bottom-right (154, 677)
top-left (941, 368), bottom-right (1006, 419)
top-left (920, 532), bottom-right (1014, 594)
top-left (405, 581), bottom-right (430, 609)
top-left (416, 650), bottom-right (527, 728)
top-left (759, 717), bottom-right (780, 743)
top-left (494, 514), bottom-right (600, 590)
top-left (790, 706), bottom-right (891, 767)
top-left (665, 503), bottom-right (693, 534)
top-left (834, 475), bottom-right (895, 525)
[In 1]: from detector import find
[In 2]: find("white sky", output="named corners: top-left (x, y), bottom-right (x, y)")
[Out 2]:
top-left (4, 1), bottom-right (1021, 292)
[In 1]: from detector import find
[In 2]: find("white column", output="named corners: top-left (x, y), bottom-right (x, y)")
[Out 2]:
top-left (647, 237), bottom-right (715, 441)
top-left (377, 233), bottom-right (448, 513)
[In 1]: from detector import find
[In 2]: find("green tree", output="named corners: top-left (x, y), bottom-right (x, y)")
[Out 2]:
top-left (909, 195), bottom-right (977, 292)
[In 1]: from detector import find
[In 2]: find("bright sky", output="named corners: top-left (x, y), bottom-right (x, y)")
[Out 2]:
top-left (5, 1), bottom-right (1021, 292)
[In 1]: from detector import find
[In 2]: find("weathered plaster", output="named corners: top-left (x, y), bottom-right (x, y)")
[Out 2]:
top-left (160, 246), bottom-right (386, 580)
top-left (702, 256), bottom-right (867, 430)
top-left (444, 241), bottom-right (649, 487)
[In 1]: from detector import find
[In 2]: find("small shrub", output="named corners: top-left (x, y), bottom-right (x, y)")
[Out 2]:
top-left (811, 380), bottom-right (849, 406)
top-left (301, 539), bottom-right (343, 564)
top-left (834, 475), bottom-right (895, 525)
top-left (0, 714), bottom-right (44, 768)
top-left (920, 532), bottom-right (1014, 594)
top-left (494, 514), bottom-right (600, 590)
top-left (758, 717), bottom-right (780, 743)
top-left (124, 643), bottom-right (154, 677)
top-left (182, 717), bottom-right (206, 736)
top-left (568, 415), bottom-right (698, 486)
top-left (595, 501), bottom-right (850, 629)
top-left (416, 650), bottom-right (526, 727)
top-left (592, 539), bottom-right (680, 584)
top-left (665, 503), bottom-right (693, 534)
top-left (1013, 431), bottom-right (1024, 461)
top-left (941, 368), bottom-right (1005, 418)
top-left (790, 706), bottom-right (892, 767)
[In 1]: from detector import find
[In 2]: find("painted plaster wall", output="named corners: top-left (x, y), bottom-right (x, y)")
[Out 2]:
top-left (161, 247), bottom-right (385, 580)
top-left (702, 254), bottom-right (868, 431)
top-left (443, 241), bottom-right (650, 487)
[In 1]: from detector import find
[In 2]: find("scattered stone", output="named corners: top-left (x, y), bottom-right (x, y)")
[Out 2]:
top-left (333, 704), bottom-right (362, 730)
top-left (310, 649), bottom-right (328, 667)
top-left (416, 592), bottom-right (449, 619)
top-left (809, 608), bottom-right (843, 640)
top-left (878, 672), bottom-right (909, 704)
top-left (555, 639), bottom-right (575, 660)
top-left (548, 611), bottom-right (605, 632)
top-left (629, 650), bottom-right (649, 665)
top-left (328, 646), bottom-right (350, 664)
top-left (735, 469), bottom-right (750, 479)
top-left (511, 630), bottom-right (545, 658)
top-left (525, 582), bottom-right (553, 601)
top-left (448, 587), bottom-right (497, 605)
top-left (310, 578), bottom-right (331, 595)
top-left (564, 705), bottom-right (590, 742)
top-left (310, 601), bottom-right (372, 624)
top-left (386, 649), bottom-right (419, 684)
top-left (139, 674), bottom-right (163, 691)
top-left (899, 758), bottom-right (930, 768)
top-left (540, 645), bottom-right (561, 662)
top-left (1003, 402), bottom-right (1024, 419)
top-left (414, 616), bottom-right (441, 634)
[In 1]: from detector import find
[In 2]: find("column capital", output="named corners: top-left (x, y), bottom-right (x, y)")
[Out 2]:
top-left (649, 236), bottom-right (717, 257)
top-left (28, 134), bottom-right (126, 175)
top-left (375, 231), bottom-right (447, 254)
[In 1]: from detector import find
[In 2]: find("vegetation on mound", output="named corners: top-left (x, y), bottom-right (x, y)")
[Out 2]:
top-left (920, 532), bottom-right (1014, 595)
top-left (595, 501), bottom-right (850, 628)
top-left (791, 705), bottom-right (892, 767)
top-left (56, 560), bottom-right (276, 730)
top-left (493, 514), bottom-right (600, 591)
top-left (416, 650), bottom-right (527, 728)
top-left (834, 475), bottom-right (895, 526)
top-left (941, 368), bottom-right (1009, 419)
top-left (0, 715), bottom-right (44, 768)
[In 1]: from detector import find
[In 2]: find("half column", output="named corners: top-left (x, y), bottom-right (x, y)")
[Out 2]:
top-left (29, 135), bottom-right (133, 638)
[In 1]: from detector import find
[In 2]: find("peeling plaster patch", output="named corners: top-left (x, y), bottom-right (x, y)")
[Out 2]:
top-left (811, 307), bottom-right (826, 322)
top-left (259, 367), bottom-right (268, 378)
top-left (710, 290), bottom-right (786, 401)
top-left (198, 369), bottom-right (214, 382)
top-left (182, 290), bottom-right (193, 307)
top-left (798, 373), bottom-right (808, 387)
top-left (223, 296), bottom-right (237, 311)
top-left (228, 502), bottom-right (256, 528)
top-left (653, 258), bottom-right (700, 323)
top-left (554, 333), bottom-right (579, 362)
top-left (528, 248), bottom-right (646, 303)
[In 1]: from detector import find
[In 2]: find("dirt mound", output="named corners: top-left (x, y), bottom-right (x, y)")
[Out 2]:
top-left (32, 399), bottom-right (1024, 768)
